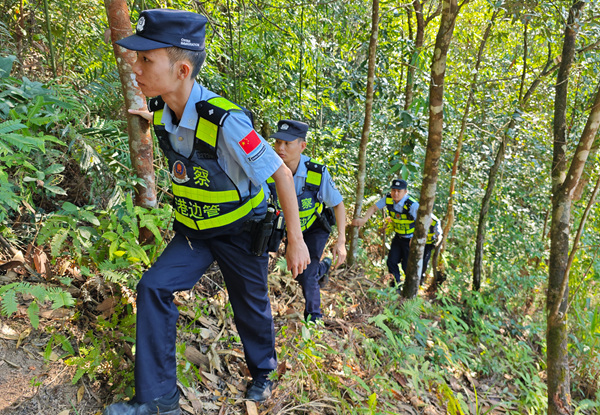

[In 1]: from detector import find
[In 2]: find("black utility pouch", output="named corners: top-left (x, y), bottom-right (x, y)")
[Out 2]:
top-left (315, 209), bottom-right (332, 233)
top-left (250, 207), bottom-right (276, 256)
top-left (267, 210), bottom-right (286, 252)
top-left (323, 206), bottom-right (336, 227)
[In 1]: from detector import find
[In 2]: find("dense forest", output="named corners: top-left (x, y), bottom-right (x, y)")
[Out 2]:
top-left (0, 0), bottom-right (599, 414)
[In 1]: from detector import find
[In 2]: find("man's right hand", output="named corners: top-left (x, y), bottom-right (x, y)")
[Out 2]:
top-left (351, 217), bottom-right (366, 228)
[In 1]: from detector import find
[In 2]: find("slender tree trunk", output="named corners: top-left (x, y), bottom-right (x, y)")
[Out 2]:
top-left (348, 0), bottom-right (379, 266)
top-left (472, 129), bottom-right (506, 290)
top-left (105, 0), bottom-right (157, 241)
top-left (404, 0), bottom-right (425, 110)
top-left (404, 0), bottom-right (440, 110)
top-left (438, 8), bottom-right (498, 285)
top-left (471, 25), bottom-right (560, 291)
top-left (547, 2), bottom-right (587, 414)
top-left (402, 0), bottom-right (459, 299)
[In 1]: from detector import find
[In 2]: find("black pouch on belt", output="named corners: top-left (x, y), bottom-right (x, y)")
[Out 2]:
top-left (314, 209), bottom-right (332, 233)
top-left (267, 210), bottom-right (286, 252)
top-left (250, 206), bottom-right (276, 256)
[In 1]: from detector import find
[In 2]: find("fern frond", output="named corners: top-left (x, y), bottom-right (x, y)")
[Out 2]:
top-left (47, 287), bottom-right (75, 309)
top-left (1, 132), bottom-right (46, 152)
top-left (50, 228), bottom-right (69, 257)
top-left (0, 290), bottom-right (18, 316)
top-left (0, 119), bottom-right (27, 134)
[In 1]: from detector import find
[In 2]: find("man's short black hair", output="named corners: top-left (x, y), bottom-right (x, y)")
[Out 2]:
top-left (166, 47), bottom-right (206, 79)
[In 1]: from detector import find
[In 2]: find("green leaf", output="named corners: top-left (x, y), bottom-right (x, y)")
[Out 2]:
top-left (78, 210), bottom-right (100, 226)
top-left (0, 55), bottom-right (16, 77)
top-left (27, 302), bottom-right (40, 329)
top-left (44, 164), bottom-right (65, 175)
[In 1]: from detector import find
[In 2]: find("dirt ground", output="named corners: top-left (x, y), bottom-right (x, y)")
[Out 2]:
top-left (0, 322), bottom-right (104, 415)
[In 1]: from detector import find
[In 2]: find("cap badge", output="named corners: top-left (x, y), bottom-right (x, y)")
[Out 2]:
top-left (136, 16), bottom-right (146, 32)
top-left (281, 123), bottom-right (289, 130)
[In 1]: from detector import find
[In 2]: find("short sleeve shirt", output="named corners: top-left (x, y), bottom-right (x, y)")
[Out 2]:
top-left (160, 82), bottom-right (282, 197)
top-left (294, 154), bottom-right (343, 207)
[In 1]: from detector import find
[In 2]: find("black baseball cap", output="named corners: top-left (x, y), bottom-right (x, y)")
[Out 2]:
top-left (115, 9), bottom-right (207, 52)
top-left (391, 179), bottom-right (407, 190)
top-left (270, 120), bottom-right (309, 142)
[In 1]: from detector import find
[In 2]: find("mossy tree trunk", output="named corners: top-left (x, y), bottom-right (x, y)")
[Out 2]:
top-left (547, 2), bottom-right (600, 413)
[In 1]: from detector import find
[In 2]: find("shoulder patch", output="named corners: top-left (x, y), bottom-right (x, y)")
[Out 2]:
top-left (148, 96), bottom-right (165, 112)
top-left (305, 160), bottom-right (326, 174)
top-left (196, 100), bottom-right (230, 126)
top-left (239, 130), bottom-right (262, 155)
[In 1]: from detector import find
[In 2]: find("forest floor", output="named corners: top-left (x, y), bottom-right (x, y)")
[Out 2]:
top-left (0, 249), bottom-right (508, 415)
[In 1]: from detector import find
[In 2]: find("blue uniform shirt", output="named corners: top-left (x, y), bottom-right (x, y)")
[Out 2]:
top-left (376, 193), bottom-right (419, 238)
top-left (160, 82), bottom-right (282, 196)
top-left (293, 154), bottom-right (343, 207)
top-left (263, 154), bottom-right (343, 207)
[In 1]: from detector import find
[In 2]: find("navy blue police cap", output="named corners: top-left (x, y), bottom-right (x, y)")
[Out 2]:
top-left (391, 179), bottom-right (407, 190)
top-left (115, 9), bottom-right (206, 52)
top-left (270, 120), bottom-right (309, 142)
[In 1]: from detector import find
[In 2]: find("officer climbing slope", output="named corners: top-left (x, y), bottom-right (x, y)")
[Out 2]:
top-left (421, 213), bottom-right (442, 286)
top-left (352, 179), bottom-right (419, 287)
top-left (103, 9), bottom-right (310, 415)
top-left (267, 120), bottom-right (347, 321)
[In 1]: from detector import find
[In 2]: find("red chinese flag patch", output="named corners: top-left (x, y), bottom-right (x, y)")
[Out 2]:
top-left (238, 130), bottom-right (261, 154)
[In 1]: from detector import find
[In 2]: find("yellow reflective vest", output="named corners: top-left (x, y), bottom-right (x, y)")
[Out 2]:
top-left (385, 194), bottom-right (418, 235)
top-left (149, 96), bottom-right (266, 239)
top-left (267, 159), bottom-right (325, 232)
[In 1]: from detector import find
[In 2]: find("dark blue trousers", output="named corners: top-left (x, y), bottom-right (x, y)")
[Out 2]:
top-left (134, 231), bottom-right (276, 403)
top-left (387, 234), bottom-right (411, 284)
top-left (295, 226), bottom-right (330, 321)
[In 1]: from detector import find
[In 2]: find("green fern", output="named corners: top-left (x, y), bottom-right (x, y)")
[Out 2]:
top-left (0, 286), bottom-right (18, 316)
top-left (0, 119), bottom-right (27, 134)
top-left (0, 282), bottom-right (74, 329)
top-left (50, 228), bottom-right (69, 257)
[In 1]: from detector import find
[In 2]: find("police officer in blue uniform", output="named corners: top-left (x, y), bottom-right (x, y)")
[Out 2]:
top-left (267, 120), bottom-right (347, 321)
top-left (352, 179), bottom-right (419, 286)
top-left (421, 213), bottom-right (442, 285)
top-left (104, 9), bottom-right (310, 415)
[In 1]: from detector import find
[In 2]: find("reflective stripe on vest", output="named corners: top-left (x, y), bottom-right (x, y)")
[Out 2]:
top-left (386, 195), bottom-right (416, 235)
top-left (426, 217), bottom-right (438, 244)
top-left (175, 187), bottom-right (264, 231)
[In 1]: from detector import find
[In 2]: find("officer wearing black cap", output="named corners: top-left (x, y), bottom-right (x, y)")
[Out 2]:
top-left (352, 179), bottom-right (419, 286)
top-left (266, 120), bottom-right (347, 321)
top-left (104, 9), bottom-right (310, 414)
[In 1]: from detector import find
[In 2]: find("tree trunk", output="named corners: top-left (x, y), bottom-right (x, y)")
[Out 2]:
top-left (402, 0), bottom-right (459, 299)
top-left (403, 0), bottom-right (425, 110)
top-left (547, 2), bottom-right (587, 414)
top-left (348, 0), bottom-right (379, 266)
top-left (471, 29), bottom-right (560, 291)
top-left (105, 0), bottom-right (157, 242)
top-left (404, 0), bottom-right (441, 111)
top-left (438, 8), bottom-right (498, 286)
